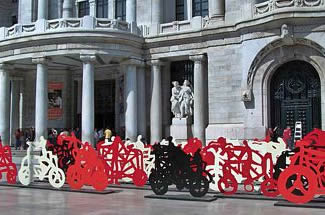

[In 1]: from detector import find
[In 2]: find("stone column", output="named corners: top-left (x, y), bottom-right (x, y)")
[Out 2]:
top-left (108, 0), bottom-right (115, 19)
top-left (80, 54), bottom-right (96, 145)
top-left (209, 0), bottom-right (225, 19)
top-left (89, 0), bottom-right (97, 17)
top-left (151, 0), bottom-right (163, 34)
top-left (63, 0), bottom-right (73, 18)
top-left (10, 80), bottom-right (20, 147)
top-left (126, 0), bottom-right (136, 23)
top-left (38, 0), bottom-right (48, 20)
top-left (0, 64), bottom-right (10, 145)
top-left (186, 0), bottom-right (192, 20)
top-left (77, 78), bottom-right (82, 126)
top-left (19, 0), bottom-right (33, 24)
top-left (33, 57), bottom-right (49, 141)
top-left (190, 55), bottom-right (206, 145)
top-left (19, 80), bottom-right (24, 130)
top-left (150, 60), bottom-right (163, 144)
top-left (124, 60), bottom-right (138, 141)
top-left (152, 0), bottom-right (162, 24)
top-left (137, 65), bottom-right (146, 139)
top-left (114, 78), bottom-right (120, 134)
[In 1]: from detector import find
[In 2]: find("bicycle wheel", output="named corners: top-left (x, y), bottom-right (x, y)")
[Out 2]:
top-left (278, 166), bottom-right (317, 204)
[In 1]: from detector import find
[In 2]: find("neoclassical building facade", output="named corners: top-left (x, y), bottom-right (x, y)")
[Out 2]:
top-left (0, 0), bottom-right (324, 146)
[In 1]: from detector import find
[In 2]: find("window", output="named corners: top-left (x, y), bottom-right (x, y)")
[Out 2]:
top-left (170, 61), bottom-right (194, 89)
top-left (12, 15), bottom-right (18, 25)
top-left (176, 0), bottom-right (185, 21)
top-left (78, 1), bottom-right (90, 18)
top-left (192, 0), bottom-right (208, 17)
top-left (97, 0), bottom-right (108, 18)
top-left (115, 0), bottom-right (126, 21)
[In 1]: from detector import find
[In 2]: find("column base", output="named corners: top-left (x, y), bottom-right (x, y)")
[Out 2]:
top-left (170, 117), bottom-right (193, 142)
top-left (205, 16), bottom-right (225, 27)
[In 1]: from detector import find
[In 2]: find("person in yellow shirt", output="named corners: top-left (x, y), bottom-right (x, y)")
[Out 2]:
top-left (104, 128), bottom-right (112, 140)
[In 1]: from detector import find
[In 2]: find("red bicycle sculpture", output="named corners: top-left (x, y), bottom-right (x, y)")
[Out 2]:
top-left (66, 142), bottom-right (108, 191)
top-left (211, 140), bottom-right (278, 197)
top-left (0, 143), bottom-right (17, 184)
top-left (97, 136), bottom-right (147, 186)
top-left (47, 134), bottom-right (82, 173)
top-left (278, 129), bottom-right (325, 204)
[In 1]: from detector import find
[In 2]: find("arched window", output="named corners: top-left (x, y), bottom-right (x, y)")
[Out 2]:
top-left (115, 0), bottom-right (126, 21)
top-left (97, 0), bottom-right (108, 18)
top-left (192, 0), bottom-right (208, 17)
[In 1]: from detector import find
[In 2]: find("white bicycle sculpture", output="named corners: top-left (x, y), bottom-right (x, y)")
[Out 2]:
top-left (18, 136), bottom-right (65, 188)
top-left (122, 135), bottom-right (155, 182)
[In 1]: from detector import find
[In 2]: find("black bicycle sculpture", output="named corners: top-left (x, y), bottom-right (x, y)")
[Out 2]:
top-left (149, 140), bottom-right (212, 197)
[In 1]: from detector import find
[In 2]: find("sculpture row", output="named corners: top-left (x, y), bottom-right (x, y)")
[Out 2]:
top-left (151, 129), bottom-right (325, 204)
top-left (1, 129), bottom-right (324, 204)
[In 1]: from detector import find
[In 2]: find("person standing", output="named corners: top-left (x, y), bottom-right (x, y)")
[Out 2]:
top-left (94, 128), bottom-right (99, 148)
top-left (283, 126), bottom-right (293, 149)
top-left (15, 129), bottom-right (21, 150)
top-left (104, 127), bottom-right (112, 141)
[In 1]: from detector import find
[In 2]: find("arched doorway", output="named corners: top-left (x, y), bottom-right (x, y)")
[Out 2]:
top-left (270, 61), bottom-right (321, 136)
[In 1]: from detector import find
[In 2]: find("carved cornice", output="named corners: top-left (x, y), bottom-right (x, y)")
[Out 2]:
top-left (243, 36), bottom-right (325, 102)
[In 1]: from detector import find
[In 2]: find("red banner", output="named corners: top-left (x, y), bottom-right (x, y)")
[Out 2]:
top-left (48, 82), bottom-right (63, 120)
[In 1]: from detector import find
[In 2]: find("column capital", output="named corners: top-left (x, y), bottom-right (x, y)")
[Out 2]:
top-left (32, 57), bottom-right (50, 65)
top-left (80, 54), bottom-right (97, 63)
top-left (149, 59), bottom-right (165, 66)
top-left (0, 63), bottom-right (13, 71)
top-left (121, 58), bottom-right (144, 66)
top-left (189, 54), bottom-right (206, 63)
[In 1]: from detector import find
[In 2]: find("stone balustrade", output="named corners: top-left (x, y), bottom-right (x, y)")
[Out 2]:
top-left (159, 16), bottom-right (207, 35)
top-left (0, 16), bottom-right (141, 41)
top-left (254, 0), bottom-right (324, 16)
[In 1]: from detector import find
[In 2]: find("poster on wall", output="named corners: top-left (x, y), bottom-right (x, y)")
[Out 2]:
top-left (48, 82), bottom-right (63, 120)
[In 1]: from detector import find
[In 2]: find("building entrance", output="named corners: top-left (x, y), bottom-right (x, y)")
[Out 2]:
top-left (95, 80), bottom-right (115, 131)
top-left (270, 61), bottom-right (321, 136)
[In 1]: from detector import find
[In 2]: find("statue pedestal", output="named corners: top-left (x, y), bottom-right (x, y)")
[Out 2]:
top-left (170, 117), bottom-right (193, 142)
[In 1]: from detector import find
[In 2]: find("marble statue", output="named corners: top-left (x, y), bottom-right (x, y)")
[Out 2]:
top-left (179, 80), bottom-right (194, 117)
top-left (170, 81), bottom-right (182, 118)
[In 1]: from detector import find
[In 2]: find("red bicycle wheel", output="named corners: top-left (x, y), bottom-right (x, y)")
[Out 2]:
top-left (133, 169), bottom-right (148, 186)
top-left (261, 178), bottom-right (279, 197)
top-left (67, 166), bottom-right (84, 190)
top-left (218, 174), bottom-right (238, 195)
top-left (278, 166), bottom-right (317, 204)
